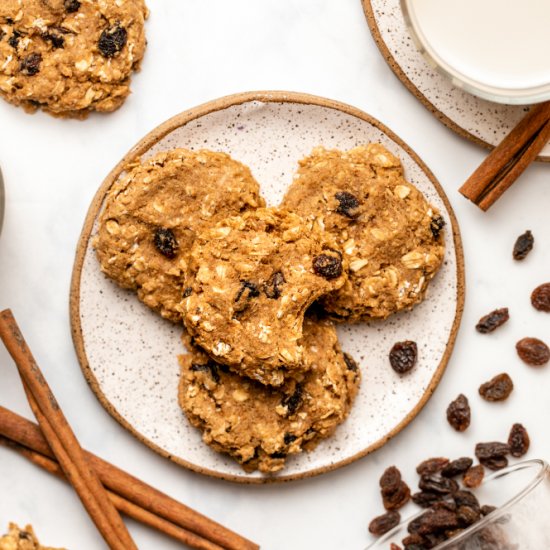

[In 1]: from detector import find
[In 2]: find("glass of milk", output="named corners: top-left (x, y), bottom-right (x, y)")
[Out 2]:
top-left (401, 0), bottom-right (550, 104)
top-left (366, 459), bottom-right (550, 549)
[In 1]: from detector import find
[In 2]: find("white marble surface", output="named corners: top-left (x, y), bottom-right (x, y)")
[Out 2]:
top-left (0, 1), bottom-right (549, 549)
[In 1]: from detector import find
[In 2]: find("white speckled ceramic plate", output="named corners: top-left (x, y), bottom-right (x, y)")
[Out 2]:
top-left (362, 0), bottom-right (550, 161)
top-left (70, 91), bottom-right (465, 483)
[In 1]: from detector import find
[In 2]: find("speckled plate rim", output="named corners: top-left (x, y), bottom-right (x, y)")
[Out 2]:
top-left (361, 0), bottom-right (550, 163)
top-left (70, 90), bottom-right (465, 484)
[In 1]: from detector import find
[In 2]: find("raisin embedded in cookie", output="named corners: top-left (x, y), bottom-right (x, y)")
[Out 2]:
top-left (0, 523), bottom-right (64, 550)
top-left (281, 144), bottom-right (445, 322)
top-left (0, 0), bottom-right (148, 118)
top-left (181, 207), bottom-right (347, 385)
top-left (178, 317), bottom-right (361, 473)
top-left (94, 149), bottom-right (265, 323)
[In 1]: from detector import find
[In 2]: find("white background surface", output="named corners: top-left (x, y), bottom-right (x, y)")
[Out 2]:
top-left (0, 1), bottom-right (549, 549)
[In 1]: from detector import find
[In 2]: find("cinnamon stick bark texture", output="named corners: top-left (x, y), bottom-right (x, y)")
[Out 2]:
top-left (0, 436), bottom-right (224, 550)
top-left (0, 309), bottom-right (137, 550)
top-left (0, 403), bottom-right (259, 549)
top-left (459, 101), bottom-right (550, 211)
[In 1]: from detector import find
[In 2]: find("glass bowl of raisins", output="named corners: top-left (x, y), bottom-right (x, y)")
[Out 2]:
top-left (367, 459), bottom-right (550, 550)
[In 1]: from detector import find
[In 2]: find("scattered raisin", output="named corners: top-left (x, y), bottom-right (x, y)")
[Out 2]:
top-left (481, 505), bottom-right (496, 516)
top-left (416, 457), bottom-right (449, 476)
top-left (478, 373), bottom-right (514, 401)
top-left (446, 394), bottom-right (471, 432)
top-left (380, 466), bottom-right (401, 494)
top-left (531, 283), bottom-right (550, 312)
top-left (368, 510), bottom-right (400, 536)
top-left (281, 385), bottom-right (302, 416)
top-left (418, 475), bottom-right (458, 495)
top-left (335, 191), bottom-right (360, 218)
top-left (234, 281), bottom-right (260, 312)
top-left (441, 457), bottom-right (473, 478)
top-left (431, 498), bottom-right (457, 512)
top-left (453, 490), bottom-right (480, 511)
top-left (98, 25), bottom-right (128, 58)
top-left (312, 252), bottom-right (342, 279)
top-left (475, 442), bottom-right (510, 471)
top-left (264, 271), bottom-right (285, 299)
top-left (457, 505), bottom-right (481, 527)
top-left (390, 544), bottom-right (402, 550)
top-left (417, 509), bottom-right (459, 535)
top-left (430, 215), bottom-right (446, 240)
top-left (64, 0), bottom-right (81, 12)
top-left (513, 230), bottom-right (534, 260)
top-left (20, 53), bottom-right (42, 76)
top-left (153, 227), bottom-right (178, 258)
top-left (43, 32), bottom-right (64, 49)
top-left (463, 465), bottom-right (485, 489)
top-left (389, 340), bottom-right (418, 375)
top-left (508, 423), bottom-right (530, 457)
top-left (411, 491), bottom-right (443, 508)
top-left (380, 467), bottom-right (411, 511)
top-left (516, 337), bottom-right (550, 366)
top-left (475, 307), bottom-right (509, 333)
top-left (343, 352), bottom-right (358, 372)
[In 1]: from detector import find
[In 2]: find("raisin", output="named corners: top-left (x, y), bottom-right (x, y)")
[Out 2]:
top-left (478, 373), bottom-right (514, 401)
top-left (475, 442), bottom-right (510, 471)
top-left (368, 510), bottom-right (400, 536)
top-left (153, 227), bottom-right (178, 258)
top-left (508, 423), bottom-right (530, 457)
top-left (190, 361), bottom-right (220, 383)
top-left (281, 385), bottom-right (302, 416)
top-left (18, 531), bottom-right (31, 540)
top-left (20, 53), bottom-right (42, 76)
top-left (335, 191), bottom-right (360, 218)
top-left (380, 467), bottom-right (411, 511)
top-left (389, 341), bottom-right (418, 375)
top-left (430, 215), bottom-right (446, 240)
top-left (98, 25), bottom-right (127, 58)
top-left (390, 544), bottom-right (402, 550)
top-left (475, 307), bottom-right (509, 333)
top-left (453, 490), bottom-right (480, 511)
top-left (411, 491), bottom-right (443, 508)
top-left (513, 230), bottom-right (534, 260)
top-left (457, 505), bottom-right (481, 527)
top-left (343, 352), bottom-right (359, 372)
top-left (446, 394), bottom-right (470, 432)
top-left (64, 0), bottom-right (81, 12)
top-left (416, 457), bottom-right (449, 476)
top-left (516, 337), bottom-right (550, 366)
top-left (312, 252), bottom-right (342, 279)
top-left (441, 457), bottom-right (473, 478)
top-left (418, 475), bottom-right (458, 495)
top-left (481, 505), bottom-right (496, 516)
top-left (270, 451), bottom-right (286, 459)
top-left (417, 509), bottom-right (459, 535)
top-left (183, 287), bottom-right (192, 298)
top-left (8, 30), bottom-right (21, 48)
top-left (463, 465), bottom-right (485, 489)
top-left (264, 271), bottom-right (285, 299)
top-left (43, 32), bottom-right (64, 48)
top-left (234, 281), bottom-right (260, 312)
top-left (431, 498), bottom-right (457, 512)
top-left (531, 283), bottom-right (550, 312)
top-left (283, 433), bottom-right (297, 445)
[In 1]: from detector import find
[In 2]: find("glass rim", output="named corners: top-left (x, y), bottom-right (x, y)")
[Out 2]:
top-left (366, 459), bottom-right (549, 549)
top-left (400, 0), bottom-right (550, 105)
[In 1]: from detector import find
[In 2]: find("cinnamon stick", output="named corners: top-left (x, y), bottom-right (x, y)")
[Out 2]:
top-left (459, 100), bottom-right (550, 210)
top-left (0, 436), bottom-right (224, 550)
top-left (0, 309), bottom-right (136, 550)
top-left (0, 404), bottom-right (259, 550)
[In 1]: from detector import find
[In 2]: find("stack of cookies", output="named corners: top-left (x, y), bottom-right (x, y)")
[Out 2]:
top-left (94, 143), bottom-right (445, 473)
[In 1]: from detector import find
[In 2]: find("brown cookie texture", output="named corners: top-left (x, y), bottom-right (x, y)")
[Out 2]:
top-left (0, 0), bottom-right (148, 118)
top-left (0, 523), bottom-right (64, 550)
top-left (178, 316), bottom-right (361, 473)
top-left (281, 144), bottom-right (445, 322)
top-left (181, 207), bottom-right (347, 385)
top-left (94, 149), bottom-right (265, 323)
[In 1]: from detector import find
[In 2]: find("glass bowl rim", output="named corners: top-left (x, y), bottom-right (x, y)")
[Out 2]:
top-left (400, 0), bottom-right (550, 105)
top-left (366, 459), bottom-right (549, 549)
